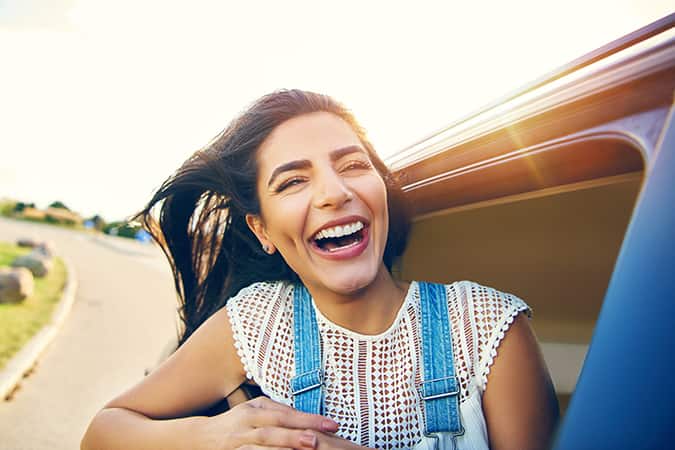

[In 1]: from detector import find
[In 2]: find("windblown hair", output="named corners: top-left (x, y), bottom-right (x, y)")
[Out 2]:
top-left (134, 90), bottom-right (411, 348)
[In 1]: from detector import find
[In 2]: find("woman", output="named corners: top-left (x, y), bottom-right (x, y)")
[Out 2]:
top-left (82, 90), bottom-right (559, 450)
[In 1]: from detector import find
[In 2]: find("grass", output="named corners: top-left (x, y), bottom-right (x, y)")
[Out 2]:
top-left (0, 242), bottom-right (67, 370)
top-left (3, 214), bottom-right (85, 231)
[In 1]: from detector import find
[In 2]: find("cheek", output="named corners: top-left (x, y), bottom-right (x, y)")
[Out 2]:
top-left (261, 194), bottom-right (310, 244)
top-left (351, 175), bottom-right (389, 236)
top-left (360, 175), bottom-right (389, 215)
top-left (368, 177), bottom-right (390, 237)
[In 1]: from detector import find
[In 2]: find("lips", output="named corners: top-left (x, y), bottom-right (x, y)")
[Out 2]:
top-left (309, 225), bottom-right (370, 260)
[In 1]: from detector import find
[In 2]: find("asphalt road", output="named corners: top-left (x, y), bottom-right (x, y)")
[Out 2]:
top-left (0, 217), bottom-right (178, 449)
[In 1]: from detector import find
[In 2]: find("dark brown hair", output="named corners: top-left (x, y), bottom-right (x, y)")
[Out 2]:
top-left (134, 89), bottom-right (411, 347)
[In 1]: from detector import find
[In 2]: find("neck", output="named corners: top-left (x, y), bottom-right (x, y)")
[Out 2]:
top-left (304, 266), bottom-right (410, 335)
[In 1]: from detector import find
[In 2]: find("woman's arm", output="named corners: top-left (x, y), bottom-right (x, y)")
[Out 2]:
top-left (81, 407), bottom-right (204, 450)
top-left (482, 313), bottom-right (560, 450)
top-left (101, 306), bottom-right (246, 418)
top-left (82, 398), bottom-right (340, 450)
top-left (81, 307), bottom-right (338, 450)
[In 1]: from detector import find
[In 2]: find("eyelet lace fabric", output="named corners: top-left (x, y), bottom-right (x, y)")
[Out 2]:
top-left (226, 280), bottom-right (530, 450)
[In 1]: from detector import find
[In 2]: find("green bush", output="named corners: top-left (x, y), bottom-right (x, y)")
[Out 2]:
top-left (12, 202), bottom-right (35, 213)
top-left (85, 215), bottom-right (107, 231)
top-left (104, 221), bottom-right (142, 239)
top-left (48, 201), bottom-right (70, 210)
top-left (0, 200), bottom-right (17, 217)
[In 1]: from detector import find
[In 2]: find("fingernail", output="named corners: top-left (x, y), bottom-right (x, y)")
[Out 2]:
top-left (321, 418), bottom-right (339, 432)
top-left (300, 431), bottom-right (317, 448)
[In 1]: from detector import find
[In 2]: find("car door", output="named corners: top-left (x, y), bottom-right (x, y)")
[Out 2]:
top-left (388, 14), bottom-right (674, 448)
top-left (553, 76), bottom-right (675, 450)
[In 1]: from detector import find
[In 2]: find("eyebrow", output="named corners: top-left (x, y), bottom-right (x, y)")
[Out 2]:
top-left (266, 145), bottom-right (366, 188)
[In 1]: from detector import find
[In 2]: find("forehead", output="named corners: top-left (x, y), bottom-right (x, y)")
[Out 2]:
top-left (256, 112), bottom-right (363, 173)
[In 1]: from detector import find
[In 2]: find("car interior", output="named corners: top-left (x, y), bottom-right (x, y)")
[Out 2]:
top-left (389, 17), bottom-right (675, 423)
top-left (397, 158), bottom-right (644, 415)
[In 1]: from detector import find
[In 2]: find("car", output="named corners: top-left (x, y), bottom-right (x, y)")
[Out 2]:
top-left (386, 13), bottom-right (674, 450)
top-left (144, 13), bottom-right (674, 446)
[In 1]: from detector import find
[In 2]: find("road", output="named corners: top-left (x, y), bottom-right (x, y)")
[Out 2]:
top-left (0, 217), bottom-right (178, 449)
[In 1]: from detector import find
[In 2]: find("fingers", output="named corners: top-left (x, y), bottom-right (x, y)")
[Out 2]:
top-left (222, 398), bottom-right (340, 450)
top-left (309, 430), bottom-right (370, 450)
top-left (247, 396), bottom-right (294, 411)
top-left (242, 398), bottom-right (339, 433)
top-left (235, 447), bottom-right (292, 450)
top-left (234, 427), bottom-right (318, 449)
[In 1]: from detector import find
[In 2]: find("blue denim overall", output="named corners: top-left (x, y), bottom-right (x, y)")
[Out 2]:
top-left (290, 282), bottom-right (464, 450)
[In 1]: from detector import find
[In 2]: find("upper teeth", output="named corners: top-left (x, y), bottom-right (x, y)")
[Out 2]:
top-left (314, 221), bottom-right (364, 240)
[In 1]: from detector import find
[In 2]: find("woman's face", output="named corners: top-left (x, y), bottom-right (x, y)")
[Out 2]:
top-left (247, 111), bottom-right (389, 297)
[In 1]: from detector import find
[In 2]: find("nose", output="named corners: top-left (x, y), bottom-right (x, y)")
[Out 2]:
top-left (312, 169), bottom-right (353, 209)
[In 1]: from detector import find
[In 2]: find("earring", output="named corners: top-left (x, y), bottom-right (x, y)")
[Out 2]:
top-left (262, 244), bottom-right (270, 254)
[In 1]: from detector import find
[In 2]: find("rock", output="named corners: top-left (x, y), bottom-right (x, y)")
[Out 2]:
top-left (17, 238), bottom-right (38, 248)
top-left (0, 267), bottom-right (34, 303)
top-left (34, 241), bottom-right (55, 258)
top-left (11, 252), bottom-right (53, 277)
top-left (16, 239), bottom-right (56, 257)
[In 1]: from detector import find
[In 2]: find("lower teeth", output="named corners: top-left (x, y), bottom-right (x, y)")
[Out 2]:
top-left (326, 238), bottom-right (361, 252)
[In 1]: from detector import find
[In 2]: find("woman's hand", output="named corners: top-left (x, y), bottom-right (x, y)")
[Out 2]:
top-left (195, 396), bottom-right (340, 450)
top-left (303, 431), bottom-right (372, 450)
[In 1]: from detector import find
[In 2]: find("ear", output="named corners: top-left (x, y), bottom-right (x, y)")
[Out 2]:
top-left (245, 213), bottom-right (275, 254)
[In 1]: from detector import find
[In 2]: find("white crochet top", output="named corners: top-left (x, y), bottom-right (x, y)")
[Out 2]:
top-left (226, 280), bottom-right (530, 450)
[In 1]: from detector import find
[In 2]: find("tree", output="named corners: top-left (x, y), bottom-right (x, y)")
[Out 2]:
top-left (13, 202), bottom-right (35, 213)
top-left (48, 201), bottom-right (70, 210)
top-left (86, 214), bottom-right (107, 231)
top-left (104, 221), bottom-right (142, 239)
top-left (0, 199), bottom-right (17, 216)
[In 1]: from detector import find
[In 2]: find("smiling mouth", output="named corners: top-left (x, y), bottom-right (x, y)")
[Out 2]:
top-left (311, 221), bottom-right (366, 253)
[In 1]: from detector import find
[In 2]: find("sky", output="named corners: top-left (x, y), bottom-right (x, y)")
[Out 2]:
top-left (0, 0), bottom-right (672, 221)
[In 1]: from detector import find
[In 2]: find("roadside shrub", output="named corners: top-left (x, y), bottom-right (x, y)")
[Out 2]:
top-left (104, 221), bottom-right (142, 239)
top-left (0, 200), bottom-right (17, 217)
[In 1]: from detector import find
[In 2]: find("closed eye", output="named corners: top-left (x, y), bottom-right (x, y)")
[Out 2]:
top-left (340, 160), bottom-right (372, 172)
top-left (275, 177), bottom-right (306, 192)
top-left (274, 160), bottom-right (370, 192)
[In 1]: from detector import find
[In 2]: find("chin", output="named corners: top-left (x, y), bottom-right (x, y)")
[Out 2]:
top-left (321, 268), bottom-right (379, 295)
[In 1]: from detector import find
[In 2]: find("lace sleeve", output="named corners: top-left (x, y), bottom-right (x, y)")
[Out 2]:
top-left (225, 281), bottom-right (284, 381)
top-left (466, 281), bottom-right (532, 391)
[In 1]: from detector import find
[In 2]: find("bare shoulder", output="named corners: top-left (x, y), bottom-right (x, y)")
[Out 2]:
top-left (104, 305), bottom-right (246, 419)
top-left (484, 313), bottom-right (541, 381)
top-left (482, 313), bottom-right (559, 450)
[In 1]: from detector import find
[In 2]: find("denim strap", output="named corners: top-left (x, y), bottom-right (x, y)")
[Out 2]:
top-left (418, 282), bottom-right (464, 436)
top-left (290, 284), bottom-right (324, 414)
